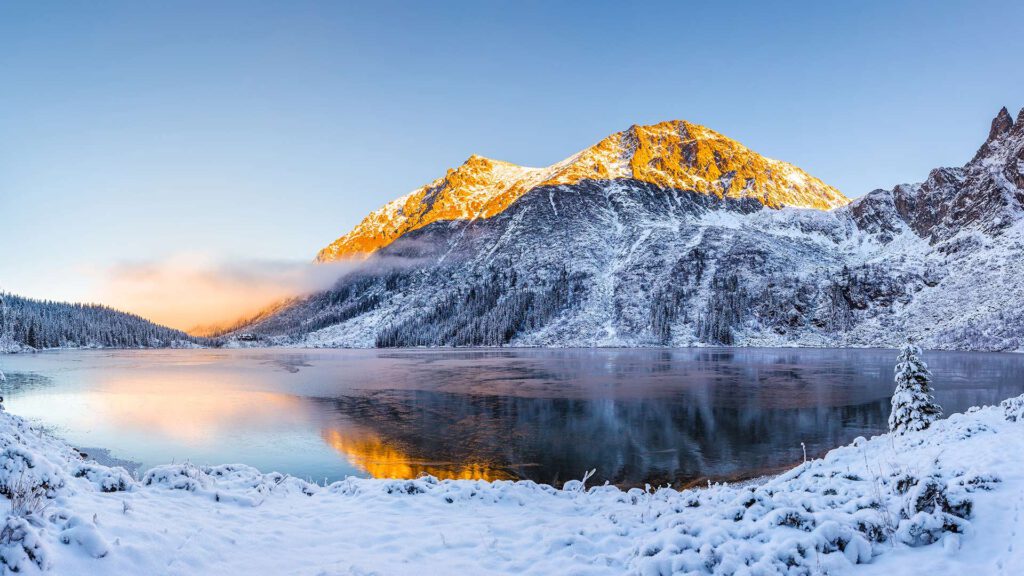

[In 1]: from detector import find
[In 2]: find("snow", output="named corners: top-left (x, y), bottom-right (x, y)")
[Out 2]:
top-left (257, 167), bottom-right (1024, 351)
top-left (316, 119), bottom-right (850, 264)
top-left (228, 110), bottom-right (1024, 352)
top-left (888, 344), bottom-right (942, 434)
top-left (1, 393), bottom-right (1022, 574)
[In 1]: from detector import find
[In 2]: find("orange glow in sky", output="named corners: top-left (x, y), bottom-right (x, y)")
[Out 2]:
top-left (92, 254), bottom-right (342, 334)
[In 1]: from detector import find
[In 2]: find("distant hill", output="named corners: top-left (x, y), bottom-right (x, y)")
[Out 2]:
top-left (0, 293), bottom-right (200, 352)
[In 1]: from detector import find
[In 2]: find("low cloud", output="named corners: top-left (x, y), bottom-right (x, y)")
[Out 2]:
top-left (93, 254), bottom-right (348, 334)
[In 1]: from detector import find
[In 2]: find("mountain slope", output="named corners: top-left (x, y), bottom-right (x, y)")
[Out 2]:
top-left (242, 110), bottom-right (1024, 351)
top-left (316, 120), bottom-right (848, 262)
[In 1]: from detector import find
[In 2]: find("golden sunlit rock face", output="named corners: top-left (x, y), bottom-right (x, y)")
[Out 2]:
top-left (316, 120), bottom-right (849, 261)
top-left (320, 428), bottom-right (515, 481)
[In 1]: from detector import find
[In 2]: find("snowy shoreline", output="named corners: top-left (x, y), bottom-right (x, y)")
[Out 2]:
top-left (0, 397), bottom-right (1022, 574)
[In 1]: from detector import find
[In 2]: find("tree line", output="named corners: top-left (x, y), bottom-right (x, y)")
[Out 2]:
top-left (0, 293), bottom-right (198, 350)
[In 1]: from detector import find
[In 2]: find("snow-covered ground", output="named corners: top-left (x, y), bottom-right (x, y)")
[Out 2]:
top-left (1, 397), bottom-right (1022, 575)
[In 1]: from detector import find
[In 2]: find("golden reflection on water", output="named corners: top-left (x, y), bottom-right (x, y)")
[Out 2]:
top-left (81, 375), bottom-right (312, 445)
top-left (320, 428), bottom-right (515, 481)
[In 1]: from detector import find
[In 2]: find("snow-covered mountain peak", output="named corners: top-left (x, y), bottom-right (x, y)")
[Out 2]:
top-left (546, 120), bottom-right (849, 211)
top-left (314, 153), bottom-right (553, 262)
top-left (316, 119), bottom-right (848, 261)
top-left (241, 108), bottom-right (1024, 351)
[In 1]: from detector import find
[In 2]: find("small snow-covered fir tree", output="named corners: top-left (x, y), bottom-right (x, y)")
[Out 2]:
top-left (888, 342), bottom-right (942, 434)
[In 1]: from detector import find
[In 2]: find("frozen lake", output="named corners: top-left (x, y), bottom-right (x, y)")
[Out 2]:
top-left (2, 348), bottom-right (1023, 488)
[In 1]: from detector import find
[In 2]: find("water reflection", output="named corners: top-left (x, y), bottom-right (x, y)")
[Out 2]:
top-left (99, 381), bottom-right (311, 445)
top-left (12, 373), bottom-right (315, 446)
top-left (313, 390), bottom-right (891, 487)
top-left (0, 360), bottom-right (353, 480)
top-left (1, 348), bottom-right (1023, 488)
top-left (320, 426), bottom-right (515, 481)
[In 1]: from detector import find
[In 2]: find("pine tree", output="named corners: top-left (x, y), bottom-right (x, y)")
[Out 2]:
top-left (26, 320), bottom-right (39, 349)
top-left (888, 342), bottom-right (942, 434)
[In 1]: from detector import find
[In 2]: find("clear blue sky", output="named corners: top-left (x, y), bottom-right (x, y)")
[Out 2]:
top-left (2, 0), bottom-right (1022, 306)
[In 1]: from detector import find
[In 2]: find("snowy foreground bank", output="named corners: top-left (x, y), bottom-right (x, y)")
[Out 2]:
top-left (1, 400), bottom-right (1023, 575)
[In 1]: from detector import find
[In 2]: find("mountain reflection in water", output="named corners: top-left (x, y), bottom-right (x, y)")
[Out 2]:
top-left (2, 348), bottom-right (1023, 488)
top-left (313, 390), bottom-right (890, 487)
top-left (320, 426), bottom-right (516, 482)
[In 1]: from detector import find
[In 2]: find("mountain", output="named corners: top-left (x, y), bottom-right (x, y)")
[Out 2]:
top-left (237, 111), bottom-right (1024, 351)
top-left (0, 293), bottom-right (200, 352)
top-left (316, 120), bottom-right (849, 262)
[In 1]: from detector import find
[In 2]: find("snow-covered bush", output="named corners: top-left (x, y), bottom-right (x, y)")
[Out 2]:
top-left (142, 463), bottom-right (207, 492)
top-left (4, 473), bottom-right (50, 523)
top-left (0, 515), bottom-right (50, 572)
top-left (142, 463), bottom-right (319, 506)
top-left (895, 509), bottom-right (969, 547)
top-left (899, 475), bottom-right (972, 519)
top-left (888, 343), bottom-right (942, 434)
top-left (0, 446), bottom-right (66, 502)
top-left (58, 515), bottom-right (109, 559)
top-left (1001, 394), bottom-right (1024, 422)
top-left (381, 475), bottom-right (439, 495)
top-left (203, 464), bottom-right (317, 497)
top-left (73, 463), bottom-right (134, 493)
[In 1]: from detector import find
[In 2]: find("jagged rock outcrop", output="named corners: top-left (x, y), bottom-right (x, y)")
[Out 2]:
top-left (240, 110), bottom-right (1024, 351)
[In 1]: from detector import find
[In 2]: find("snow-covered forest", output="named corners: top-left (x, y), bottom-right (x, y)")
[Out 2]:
top-left (0, 293), bottom-right (198, 352)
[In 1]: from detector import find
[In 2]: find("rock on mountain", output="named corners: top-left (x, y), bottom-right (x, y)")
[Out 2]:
top-left (240, 111), bottom-right (1024, 351)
